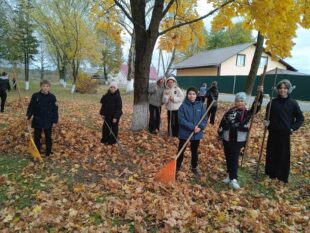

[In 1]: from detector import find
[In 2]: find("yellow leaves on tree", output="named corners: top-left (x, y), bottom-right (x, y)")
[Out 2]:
top-left (76, 72), bottom-right (98, 94)
top-left (209, 0), bottom-right (310, 58)
top-left (91, 0), bottom-right (123, 46)
top-left (159, 0), bottom-right (206, 52)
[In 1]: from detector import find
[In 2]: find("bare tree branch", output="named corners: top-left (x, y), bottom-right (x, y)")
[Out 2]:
top-left (162, 0), bottom-right (176, 17)
top-left (159, 0), bottom-right (235, 36)
top-left (114, 0), bottom-right (133, 23)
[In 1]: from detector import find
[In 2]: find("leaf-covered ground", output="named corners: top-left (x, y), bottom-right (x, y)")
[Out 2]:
top-left (0, 84), bottom-right (309, 232)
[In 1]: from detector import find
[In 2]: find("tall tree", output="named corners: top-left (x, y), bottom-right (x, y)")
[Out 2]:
top-left (206, 22), bottom-right (253, 49)
top-left (98, 31), bottom-right (123, 81)
top-left (33, 0), bottom-right (101, 92)
top-left (94, 0), bottom-right (234, 130)
top-left (209, 0), bottom-right (310, 95)
top-left (12, 0), bottom-right (39, 90)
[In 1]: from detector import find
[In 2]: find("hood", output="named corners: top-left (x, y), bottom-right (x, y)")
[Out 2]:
top-left (165, 76), bottom-right (178, 88)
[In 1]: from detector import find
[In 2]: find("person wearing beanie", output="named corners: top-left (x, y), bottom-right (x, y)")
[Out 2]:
top-left (177, 86), bottom-right (208, 176)
top-left (148, 77), bottom-right (165, 134)
top-left (205, 81), bottom-right (219, 125)
top-left (0, 72), bottom-right (11, 113)
top-left (162, 76), bottom-right (184, 137)
top-left (218, 86), bottom-right (264, 189)
top-left (100, 81), bottom-right (123, 145)
top-left (265, 79), bottom-right (304, 183)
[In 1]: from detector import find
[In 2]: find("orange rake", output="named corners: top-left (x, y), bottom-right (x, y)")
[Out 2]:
top-left (155, 100), bottom-right (216, 183)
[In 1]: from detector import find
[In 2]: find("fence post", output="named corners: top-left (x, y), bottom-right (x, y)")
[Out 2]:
top-left (232, 75), bottom-right (236, 94)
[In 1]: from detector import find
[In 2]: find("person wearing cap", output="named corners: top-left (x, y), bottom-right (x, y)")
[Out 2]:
top-left (0, 72), bottom-right (11, 113)
top-left (148, 77), bottom-right (165, 134)
top-left (100, 81), bottom-right (123, 145)
top-left (162, 76), bottom-right (184, 137)
top-left (205, 81), bottom-right (219, 125)
top-left (264, 79), bottom-right (304, 183)
top-left (177, 87), bottom-right (208, 176)
top-left (218, 86), bottom-right (264, 189)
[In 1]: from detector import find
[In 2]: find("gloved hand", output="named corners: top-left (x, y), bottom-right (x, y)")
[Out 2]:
top-left (264, 120), bottom-right (270, 127)
top-left (232, 122), bottom-right (240, 128)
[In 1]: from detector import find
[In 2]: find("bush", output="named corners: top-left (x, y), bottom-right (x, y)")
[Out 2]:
top-left (76, 73), bottom-right (98, 94)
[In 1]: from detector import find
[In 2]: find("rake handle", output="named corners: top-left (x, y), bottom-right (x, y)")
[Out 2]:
top-left (174, 100), bottom-right (216, 160)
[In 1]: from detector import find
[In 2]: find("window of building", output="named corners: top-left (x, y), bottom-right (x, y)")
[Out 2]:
top-left (236, 54), bottom-right (246, 67)
top-left (259, 56), bottom-right (268, 68)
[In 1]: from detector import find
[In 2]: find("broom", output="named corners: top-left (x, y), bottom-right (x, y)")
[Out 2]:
top-left (240, 65), bottom-right (267, 167)
top-left (255, 67), bottom-right (279, 178)
top-left (155, 100), bottom-right (216, 183)
top-left (12, 69), bottom-right (43, 162)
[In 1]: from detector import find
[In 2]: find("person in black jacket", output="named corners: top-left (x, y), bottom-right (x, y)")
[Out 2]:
top-left (100, 81), bottom-right (123, 145)
top-left (265, 80), bottom-right (304, 183)
top-left (205, 81), bottom-right (219, 125)
top-left (218, 86), bottom-right (263, 189)
top-left (27, 80), bottom-right (59, 156)
top-left (0, 72), bottom-right (11, 113)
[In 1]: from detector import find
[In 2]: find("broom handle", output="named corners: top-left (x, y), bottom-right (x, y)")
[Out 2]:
top-left (241, 65), bottom-right (267, 166)
top-left (255, 67), bottom-right (278, 178)
top-left (174, 100), bottom-right (216, 160)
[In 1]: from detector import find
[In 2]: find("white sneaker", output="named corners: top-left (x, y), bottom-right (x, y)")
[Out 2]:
top-left (230, 179), bottom-right (241, 189)
top-left (223, 176), bottom-right (230, 184)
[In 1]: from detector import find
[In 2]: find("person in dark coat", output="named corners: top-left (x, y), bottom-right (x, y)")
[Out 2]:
top-left (0, 72), bottom-right (11, 113)
top-left (177, 87), bottom-right (208, 176)
top-left (205, 81), bottom-right (219, 125)
top-left (100, 81), bottom-right (123, 145)
top-left (27, 80), bottom-right (59, 156)
top-left (218, 86), bottom-right (263, 189)
top-left (265, 79), bottom-right (304, 183)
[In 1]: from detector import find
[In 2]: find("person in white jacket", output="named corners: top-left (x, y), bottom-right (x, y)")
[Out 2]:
top-left (162, 76), bottom-right (184, 137)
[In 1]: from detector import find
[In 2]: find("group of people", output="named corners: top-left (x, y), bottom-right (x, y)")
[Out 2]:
top-left (146, 77), bottom-right (304, 188)
top-left (4, 74), bottom-right (303, 189)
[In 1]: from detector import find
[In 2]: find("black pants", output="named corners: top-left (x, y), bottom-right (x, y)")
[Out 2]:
top-left (167, 110), bottom-right (179, 137)
top-left (101, 118), bottom-right (119, 145)
top-left (223, 141), bottom-right (245, 180)
top-left (34, 128), bottom-right (52, 155)
top-left (149, 104), bottom-right (161, 133)
top-left (265, 131), bottom-right (291, 183)
top-left (207, 106), bottom-right (217, 125)
top-left (0, 91), bottom-right (7, 112)
top-left (199, 96), bottom-right (205, 103)
top-left (177, 139), bottom-right (200, 170)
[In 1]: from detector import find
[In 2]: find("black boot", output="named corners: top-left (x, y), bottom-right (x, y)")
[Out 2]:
top-left (191, 167), bottom-right (200, 177)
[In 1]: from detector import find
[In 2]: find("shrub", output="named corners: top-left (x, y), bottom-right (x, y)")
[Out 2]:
top-left (76, 72), bottom-right (98, 94)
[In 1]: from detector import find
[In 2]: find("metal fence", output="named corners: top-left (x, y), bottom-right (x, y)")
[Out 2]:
top-left (176, 74), bottom-right (310, 101)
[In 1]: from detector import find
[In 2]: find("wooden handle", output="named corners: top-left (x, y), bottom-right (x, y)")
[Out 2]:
top-left (174, 100), bottom-right (216, 160)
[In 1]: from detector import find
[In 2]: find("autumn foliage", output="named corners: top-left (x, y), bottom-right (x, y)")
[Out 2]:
top-left (0, 95), bottom-right (309, 232)
top-left (76, 73), bottom-right (98, 94)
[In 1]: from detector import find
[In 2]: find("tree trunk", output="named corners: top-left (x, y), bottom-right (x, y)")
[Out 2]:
top-left (245, 31), bottom-right (264, 96)
top-left (24, 54), bottom-right (30, 90)
top-left (130, 0), bottom-right (164, 131)
top-left (126, 32), bottom-right (135, 93)
top-left (71, 60), bottom-right (79, 93)
top-left (103, 64), bottom-right (108, 81)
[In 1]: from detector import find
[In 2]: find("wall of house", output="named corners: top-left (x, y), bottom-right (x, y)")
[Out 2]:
top-left (220, 45), bottom-right (287, 75)
top-left (176, 67), bottom-right (218, 76)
